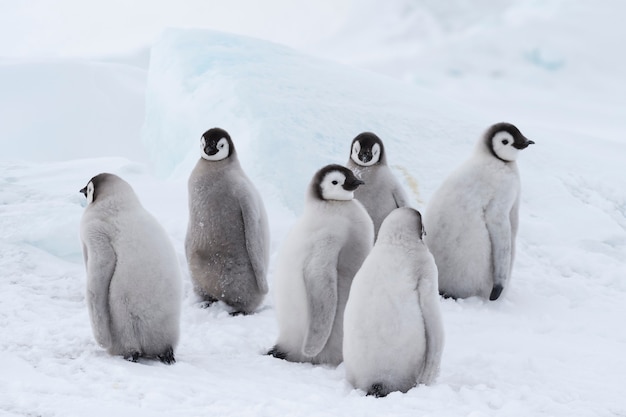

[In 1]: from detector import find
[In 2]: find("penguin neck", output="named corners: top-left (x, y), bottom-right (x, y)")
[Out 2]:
top-left (347, 156), bottom-right (386, 170)
top-left (198, 153), bottom-right (240, 170)
top-left (304, 192), bottom-right (354, 212)
top-left (91, 191), bottom-right (141, 216)
top-left (376, 228), bottom-right (423, 250)
top-left (474, 142), bottom-right (518, 168)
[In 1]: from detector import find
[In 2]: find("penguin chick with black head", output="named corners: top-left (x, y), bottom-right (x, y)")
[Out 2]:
top-left (185, 127), bottom-right (270, 315)
top-left (269, 164), bottom-right (374, 365)
top-left (346, 132), bottom-right (410, 239)
top-left (424, 122), bottom-right (535, 301)
top-left (79, 173), bottom-right (182, 363)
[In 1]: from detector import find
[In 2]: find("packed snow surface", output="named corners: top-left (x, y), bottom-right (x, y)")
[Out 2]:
top-left (1, 1), bottom-right (625, 416)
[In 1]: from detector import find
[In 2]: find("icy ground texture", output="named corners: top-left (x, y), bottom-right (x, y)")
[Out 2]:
top-left (2, 8), bottom-right (626, 417)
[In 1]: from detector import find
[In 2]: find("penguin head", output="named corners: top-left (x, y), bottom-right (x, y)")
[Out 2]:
top-left (80, 179), bottom-right (96, 204)
top-left (378, 207), bottom-right (426, 243)
top-left (484, 122), bottom-right (534, 162)
top-left (80, 173), bottom-right (134, 205)
top-left (350, 132), bottom-right (385, 167)
top-left (200, 127), bottom-right (234, 161)
top-left (312, 164), bottom-right (364, 201)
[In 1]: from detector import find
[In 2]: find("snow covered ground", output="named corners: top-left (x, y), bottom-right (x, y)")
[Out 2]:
top-left (1, 1), bottom-right (625, 416)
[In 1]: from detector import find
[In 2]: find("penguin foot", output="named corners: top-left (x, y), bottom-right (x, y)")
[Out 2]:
top-left (229, 310), bottom-right (249, 317)
top-left (125, 351), bottom-right (141, 363)
top-left (199, 298), bottom-right (218, 309)
top-left (267, 346), bottom-right (287, 360)
top-left (367, 383), bottom-right (388, 398)
top-left (489, 284), bottom-right (504, 301)
top-left (157, 347), bottom-right (176, 365)
top-left (440, 291), bottom-right (457, 300)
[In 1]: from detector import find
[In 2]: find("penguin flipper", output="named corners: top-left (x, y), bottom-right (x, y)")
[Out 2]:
top-left (489, 284), bottom-right (504, 301)
top-left (240, 196), bottom-right (270, 294)
top-left (485, 200), bottom-right (513, 299)
top-left (392, 182), bottom-right (410, 209)
top-left (417, 261), bottom-right (444, 385)
top-left (84, 232), bottom-right (117, 348)
top-left (301, 239), bottom-right (339, 357)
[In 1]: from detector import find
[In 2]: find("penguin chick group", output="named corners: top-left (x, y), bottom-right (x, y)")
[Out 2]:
top-left (78, 122), bottom-right (534, 397)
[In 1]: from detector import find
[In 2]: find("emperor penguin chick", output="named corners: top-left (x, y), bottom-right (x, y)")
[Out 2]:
top-left (185, 127), bottom-right (270, 315)
top-left (424, 122), bottom-right (535, 300)
top-left (343, 207), bottom-right (444, 397)
top-left (79, 173), bottom-right (182, 363)
top-left (346, 132), bottom-right (410, 239)
top-left (268, 164), bottom-right (374, 365)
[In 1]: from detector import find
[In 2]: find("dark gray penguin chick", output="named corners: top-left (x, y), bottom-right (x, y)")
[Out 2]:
top-left (79, 173), bottom-right (182, 363)
top-left (185, 127), bottom-right (270, 315)
top-left (346, 132), bottom-right (410, 239)
top-left (268, 164), bottom-right (374, 365)
top-left (424, 122), bottom-right (535, 301)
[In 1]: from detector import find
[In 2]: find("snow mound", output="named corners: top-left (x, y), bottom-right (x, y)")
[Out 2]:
top-left (142, 29), bottom-right (488, 211)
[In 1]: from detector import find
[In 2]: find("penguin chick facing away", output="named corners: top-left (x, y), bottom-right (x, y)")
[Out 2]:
top-left (343, 207), bottom-right (444, 397)
top-left (185, 127), bottom-right (270, 315)
top-left (346, 132), bottom-right (410, 239)
top-left (424, 122), bottom-right (534, 301)
top-left (268, 164), bottom-right (374, 365)
top-left (79, 173), bottom-right (182, 364)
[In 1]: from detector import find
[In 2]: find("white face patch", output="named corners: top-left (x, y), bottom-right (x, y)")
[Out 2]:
top-left (201, 137), bottom-right (230, 161)
top-left (351, 141), bottom-right (380, 167)
top-left (350, 141), bottom-right (361, 165)
top-left (320, 171), bottom-right (354, 201)
top-left (368, 143), bottom-right (381, 165)
top-left (491, 131), bottom-right (519, 162)
top-left (86, 181), bottom-right (95, 204)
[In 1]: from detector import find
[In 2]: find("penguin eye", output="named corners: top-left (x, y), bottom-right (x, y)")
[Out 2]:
top-left (502, 139), bottom-right (509, 145)
top-left (332, 180), bottom-right (338, 185)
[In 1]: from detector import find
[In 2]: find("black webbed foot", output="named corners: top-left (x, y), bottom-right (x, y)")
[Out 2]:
top-left (367, 383), bottom-right (388, 398)
top-left (267, 346), bottom-right (287, 360)
top-left (489, 284), bottom-right (504, 301)
top-left (199, 298), bottom-right (218, 309)
top-left (157, 347), bottom-right (176, 365)
top-left (125, 351), bottom-right (141, 363)
top-left (440, 291), bottom-right (457, 300)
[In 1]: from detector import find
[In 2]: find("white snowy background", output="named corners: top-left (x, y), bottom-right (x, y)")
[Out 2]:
top-left (1, 1), bottom-right (625, 416)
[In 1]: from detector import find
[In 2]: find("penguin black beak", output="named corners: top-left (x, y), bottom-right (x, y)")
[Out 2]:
top-left (359, 151), bottom-right (373, 163)
top-left (205, 144), bottom-right (218, 156)
top-left (80, 186), bottom-right (87, 197)
top-left (343, 178), bottom-right (365, 191)
top-left (513, 137), bottom-right (535, 150)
